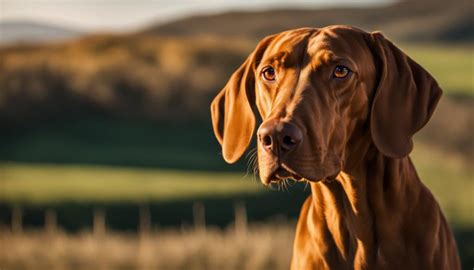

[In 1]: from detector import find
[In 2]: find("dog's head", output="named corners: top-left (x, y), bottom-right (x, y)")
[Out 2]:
top-left (211, 26), bottom-right (441, 185)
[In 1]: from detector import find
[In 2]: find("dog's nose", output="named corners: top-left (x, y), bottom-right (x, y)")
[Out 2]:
top-left (257, 120), bottom-right (303, 156)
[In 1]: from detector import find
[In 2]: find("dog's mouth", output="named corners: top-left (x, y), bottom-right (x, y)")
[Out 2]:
top-left (265, 163), bottom-right (339, 185)
top-left (267, 164), bottom-right (304, 184)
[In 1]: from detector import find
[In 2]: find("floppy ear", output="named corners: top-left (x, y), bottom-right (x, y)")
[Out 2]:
top-left (369, 32), bottom-right (442, 158)
top-left (210, 37), bottom-right (273, 163)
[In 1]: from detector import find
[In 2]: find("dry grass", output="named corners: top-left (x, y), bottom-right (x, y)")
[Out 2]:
top-left (0, 34), bottom-right (252, 124)
top-left (0, 223), bottom-right (294, 270)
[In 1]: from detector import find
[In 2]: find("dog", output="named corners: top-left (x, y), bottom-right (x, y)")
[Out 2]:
top-left (210, 26), bottom-right (460, 269)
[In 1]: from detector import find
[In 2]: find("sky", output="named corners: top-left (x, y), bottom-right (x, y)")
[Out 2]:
top-left (0, 0), bottom-right (392, 32)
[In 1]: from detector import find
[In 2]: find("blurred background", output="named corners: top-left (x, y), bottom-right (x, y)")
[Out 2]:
top-left (0, 0), bottom-right (472, 269)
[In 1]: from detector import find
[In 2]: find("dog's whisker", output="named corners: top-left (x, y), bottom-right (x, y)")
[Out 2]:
top-left (252, 156), bottom-right (260, 182)
top-left (285, 179), bottom-right (292, 193)
top-left (303, 179), bottom-right (309, 191)
top-left (269, 181), bottom-right (279, 191)
top-left (287, 178), bottom-right (297, 187)
top-left (283, 179), bottom-right (289, 193)
top-left (245, 147), bottom-right (258, 180)
top-left (253, 166), bottom-right (259, 183)
top-left (245, 147), bottom-right (256, 161)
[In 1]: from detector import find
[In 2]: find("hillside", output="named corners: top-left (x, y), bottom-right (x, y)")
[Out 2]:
top-left (142, 0), bottom-right (473, 43)
top-left (0, 35), bottom-right (252, 127)
top-left (0, 21), bottom-right (82, 45)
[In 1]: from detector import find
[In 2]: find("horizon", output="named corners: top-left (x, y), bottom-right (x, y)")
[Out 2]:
top-left (0, 0), bottom-right (393, 32)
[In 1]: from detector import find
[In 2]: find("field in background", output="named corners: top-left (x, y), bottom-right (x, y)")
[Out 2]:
top-left (0, 165), bottom-right (261, 203)
top-left (0, 140), bottom-right (473, 269)
top-left (3, 223), bottom-right (296, 270)
top-left (1, 141), bottom-right (472, 226)
top-left (402, 45), bottom-right (473, 96)
top-left (1, 223), bottom-right (473, 270)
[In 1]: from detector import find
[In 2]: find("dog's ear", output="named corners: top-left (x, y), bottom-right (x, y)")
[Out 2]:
top-left (368, 32), bottom-right (442, 158)
top-left (210, 36), bottom-right (274, 163)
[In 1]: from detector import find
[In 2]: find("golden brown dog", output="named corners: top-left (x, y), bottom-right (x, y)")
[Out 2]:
top-left (210, 26), bottom-right (460, 269)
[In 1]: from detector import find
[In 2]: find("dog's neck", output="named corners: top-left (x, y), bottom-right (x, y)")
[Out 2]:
top-left (307, 143), bottom-right (425, 266)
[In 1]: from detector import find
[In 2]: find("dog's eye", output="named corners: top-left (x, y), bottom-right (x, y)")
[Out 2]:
top-left (333, 65), bottom-right (351, 79)
top-left (262, 66), bottom-right (276, 81)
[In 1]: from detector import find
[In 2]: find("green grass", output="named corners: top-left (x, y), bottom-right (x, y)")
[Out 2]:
top-left (401, 44), bottom-right (473, 96)
top-left (1, 142), bottom-right (472, 226)
top-left (411, 142), bottom-right (473, 227)
top-left (0, 164), bottom-right (261, 203)
top-left (0, 120), bottom-right (232, 172)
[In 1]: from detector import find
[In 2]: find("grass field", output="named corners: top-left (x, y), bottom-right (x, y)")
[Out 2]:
top-left (3, 223), bottom-right (296, 270)
top-left (0, 165), bottom-right (262, 203)
top-left (401, 44), bottom-right (473, 96)
top-left (0, 143), bottom-right (473, 269)
top-left (1, 142), bottom-right (472, 227)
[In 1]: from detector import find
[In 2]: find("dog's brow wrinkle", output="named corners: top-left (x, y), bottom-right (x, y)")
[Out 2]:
top-left (312, 49), bottom-right (334, 64)
top-left (321, 29), bottom-right (338, 38)
top-left (263, 51), bottom-right (288, 66)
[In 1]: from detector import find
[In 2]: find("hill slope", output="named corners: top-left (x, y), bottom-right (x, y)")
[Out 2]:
top-left (142, 0), bottom-right (472, 43)
top-left (0, 21), bottom-right (82, 45)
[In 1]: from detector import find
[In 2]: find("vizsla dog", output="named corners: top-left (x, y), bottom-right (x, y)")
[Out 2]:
top-left (210, 26), bottom-right (461, 269)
